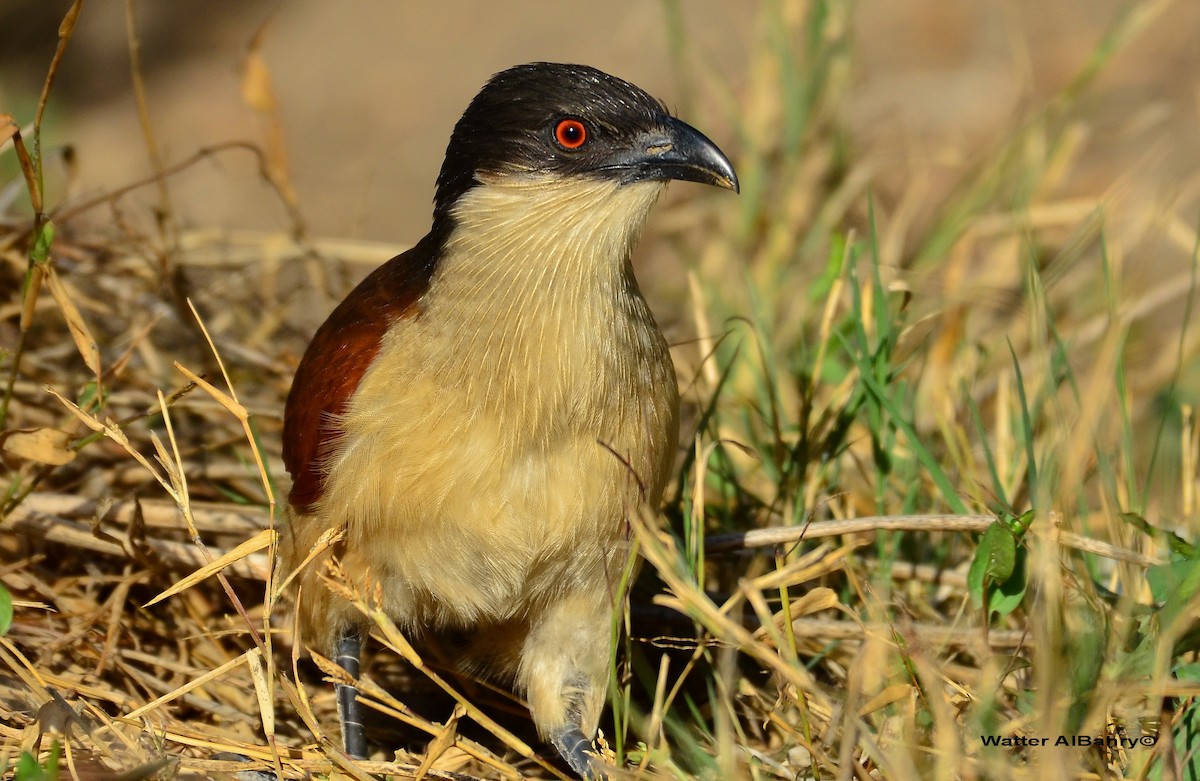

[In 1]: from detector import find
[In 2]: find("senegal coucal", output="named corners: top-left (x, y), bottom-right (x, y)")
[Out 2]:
top-left (280, 62), bottom-right (738, 777)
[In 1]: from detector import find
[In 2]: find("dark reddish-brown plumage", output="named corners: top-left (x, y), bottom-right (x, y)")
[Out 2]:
top-left (282, 232), bottom-right (442, 511)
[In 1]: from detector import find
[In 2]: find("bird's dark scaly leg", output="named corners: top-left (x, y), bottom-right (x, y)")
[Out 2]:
top-left (335, 627), bottom-right (367, 759)
top-left (551, 725), bottom-right (600, 779)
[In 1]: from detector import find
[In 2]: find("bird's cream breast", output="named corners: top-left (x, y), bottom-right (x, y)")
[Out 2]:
top-left (312, 176), bottom-right (679, 627)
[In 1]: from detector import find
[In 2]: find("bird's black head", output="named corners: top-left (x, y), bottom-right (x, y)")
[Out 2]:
top-left (433, 62), bottom-right (738, 221)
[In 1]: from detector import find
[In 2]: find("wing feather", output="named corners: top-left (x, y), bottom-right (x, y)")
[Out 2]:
top-left (282, 235), bottom-right (440, 511)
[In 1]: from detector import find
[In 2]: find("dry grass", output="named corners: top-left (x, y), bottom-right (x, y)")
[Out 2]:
top-left (4, 1), bottom-right (1200, 780)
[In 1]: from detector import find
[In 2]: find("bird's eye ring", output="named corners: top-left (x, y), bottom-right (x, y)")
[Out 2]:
top-left (554, 118), bottom-right (588, 150)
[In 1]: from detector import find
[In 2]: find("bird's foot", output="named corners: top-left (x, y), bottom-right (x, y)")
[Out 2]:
top-left (551, 727), bottom-right (607, 779)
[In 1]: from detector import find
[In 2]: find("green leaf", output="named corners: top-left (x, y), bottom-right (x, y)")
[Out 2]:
top-left (1065, 617), bottom-right (1106, 733)
top-left (968, 518), bottom-right (1029, 616)
top-left (1147, 560), bottom-right (1191, 604)
top-left (14, 742), bottom-right (59, 781)
top-left (840, 332), bottom-right (967, 513)
top-left (986, 545), bottom-right (1028, 617)
top-left (1122, 512), bottom-right (1196, 559)
top-left (15, 752), bottom-right (44, 781)
top-left (1171, 699), bottom-right (1200, 781)
top-left (1147, 558), bottom-right (1200, 612)
top-left (1176, 662), bottom-right (1200, 681)
top-left (76, 381), bottom-right (100, 410)
top-left (1007, 340), bottom-right (1040, 509)
top-left (31, 220), bottom-right (55, 265)
top-left (0, 583), bottom-right (11, 635)
top-left (982, 523), bottom-right (1018, 581)
top-left (968, 522), bottom-right (1015, 607)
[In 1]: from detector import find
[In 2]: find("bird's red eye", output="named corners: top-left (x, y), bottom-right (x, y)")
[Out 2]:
top-left (554, 118), bottom-right (588, 149)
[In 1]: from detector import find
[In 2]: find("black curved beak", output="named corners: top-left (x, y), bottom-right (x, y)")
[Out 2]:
top-left (602, 114), bottom-right (740, 193)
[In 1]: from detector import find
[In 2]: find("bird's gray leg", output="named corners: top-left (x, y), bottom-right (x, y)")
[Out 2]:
top-left (520, 591), bottom-right (614, 779)
top-left (550, 724), bottom-right (601, 779)
top-left (335, 627), bottom-right (368, 759)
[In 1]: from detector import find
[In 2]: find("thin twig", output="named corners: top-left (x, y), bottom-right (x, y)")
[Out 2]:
top-left (705, 514), bottom-right (1165, 567)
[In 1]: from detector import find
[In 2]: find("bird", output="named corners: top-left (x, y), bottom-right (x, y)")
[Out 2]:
top-left (278, 62), bottom-right (738, 778)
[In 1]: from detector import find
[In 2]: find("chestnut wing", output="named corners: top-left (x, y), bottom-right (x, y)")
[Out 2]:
top-left (283, 242), bottom-right (438, 511)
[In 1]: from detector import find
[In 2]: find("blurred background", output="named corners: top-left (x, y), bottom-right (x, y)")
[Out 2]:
top-left (3, 0), bottom-right (1197, 244)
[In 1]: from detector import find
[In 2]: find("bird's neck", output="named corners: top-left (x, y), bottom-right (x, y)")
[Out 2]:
top-left (441, 175), bottom-right (662, 292)
top-left (426, 175), bottom-right (664, 340)
top-left (415, 175), bottom-right (671, 419)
